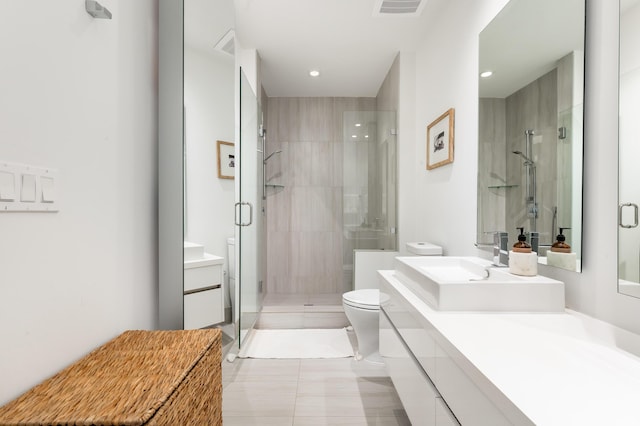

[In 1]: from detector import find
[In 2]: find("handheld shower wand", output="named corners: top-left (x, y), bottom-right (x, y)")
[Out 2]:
top-left (512, 150), bottom-right (534, 165)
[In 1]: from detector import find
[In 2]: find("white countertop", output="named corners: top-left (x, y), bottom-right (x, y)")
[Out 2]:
top-left (183, 253), bottom-right (223, 269)
top-left (382, 270), bottom-right (640, 425)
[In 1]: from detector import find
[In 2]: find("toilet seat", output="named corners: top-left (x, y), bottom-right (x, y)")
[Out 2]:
top-left (343, 289), bottom-right (389, 310)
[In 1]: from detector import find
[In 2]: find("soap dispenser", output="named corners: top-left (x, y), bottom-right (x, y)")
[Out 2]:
top-left (550, 228), bottom-right (571, 253)
top-left (547, 227), bottom-right (577, 271)
top-left (509, 227), bottom-right (538, 276)
top-left (512, 227), bottom-right (532, 252)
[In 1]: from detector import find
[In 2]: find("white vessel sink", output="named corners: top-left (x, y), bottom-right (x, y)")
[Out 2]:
top-left (393, 256), bottom-right (565, 312)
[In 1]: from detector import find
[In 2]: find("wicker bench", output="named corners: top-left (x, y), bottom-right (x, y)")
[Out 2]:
top-left (0, 329), bottom-right (222, 425)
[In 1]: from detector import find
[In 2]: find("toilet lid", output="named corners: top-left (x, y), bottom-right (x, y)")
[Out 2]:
top-left (343, 289), bottom-right (389, 309)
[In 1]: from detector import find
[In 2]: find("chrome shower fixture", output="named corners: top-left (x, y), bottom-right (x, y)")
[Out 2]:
top-left (85, 0), bottom-right (112, 19)
top-left (512, 150), bottom-right (535, 165)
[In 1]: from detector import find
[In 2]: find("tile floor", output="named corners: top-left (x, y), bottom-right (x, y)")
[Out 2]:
top-left (221, 293), bottom-right (410, 425)
top-left (222, 357), bottom-right (410, 425)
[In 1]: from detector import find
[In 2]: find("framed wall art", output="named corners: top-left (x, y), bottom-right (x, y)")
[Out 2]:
top-left (217, 140), bottom-right (235, 179)
top-left (426, 108), bottom-right (455, 170)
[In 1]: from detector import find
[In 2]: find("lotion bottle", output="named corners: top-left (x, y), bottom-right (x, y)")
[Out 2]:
top-left (509, 227), bottom-right (538, 276)
top-left (547, 227), bottom-right (577, 271)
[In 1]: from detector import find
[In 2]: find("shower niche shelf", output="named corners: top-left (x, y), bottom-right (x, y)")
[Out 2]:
top-left (266, 183), bottom-right (285, 189)
top-left (487, 184), bottom-right (519, 189)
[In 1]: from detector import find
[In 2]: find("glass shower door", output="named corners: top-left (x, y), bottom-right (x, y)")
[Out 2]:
top-left (237, 69), bottom-right (262, 348)
top-left (342, 110), bottom-right (397, 291)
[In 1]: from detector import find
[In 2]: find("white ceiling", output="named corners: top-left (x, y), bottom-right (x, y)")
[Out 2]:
top-left (185, 0), bottom-right (235, 56)
top-left (186, 0), bottom-right (587, 100)
top-left (233, 0), bottom-right (434, 97)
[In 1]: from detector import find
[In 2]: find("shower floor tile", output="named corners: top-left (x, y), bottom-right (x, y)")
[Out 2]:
top-left (259, 293), bottom-right (348, 329)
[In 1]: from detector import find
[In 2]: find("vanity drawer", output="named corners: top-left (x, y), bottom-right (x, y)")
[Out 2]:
top-left (184, 264), bottom-right (221, 292)
top-left (380, 274), bottom-right (438, 377)
top-left (434, 337), bottom-right (513, 426)
top-left (184, 287), bottom-right (223, 329)
top-left (380, 309), bottom-right (439, 424)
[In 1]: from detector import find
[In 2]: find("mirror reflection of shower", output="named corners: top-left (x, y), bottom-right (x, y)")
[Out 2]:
top-left (513, 129), bottom-right (538, 232)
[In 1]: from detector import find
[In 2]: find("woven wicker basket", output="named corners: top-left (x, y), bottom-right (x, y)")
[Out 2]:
top-left (0, 329), bottom-right (222, 426)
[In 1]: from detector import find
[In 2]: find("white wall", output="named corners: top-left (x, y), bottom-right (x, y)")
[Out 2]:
top-left (0, 0), bottom-right (158, 405)
top-left (184, 46), bottom-right (235, 303)
top-left (403, 0), bottom-right (640, 335)
top-left (402, 0), bottom-right (509, 256)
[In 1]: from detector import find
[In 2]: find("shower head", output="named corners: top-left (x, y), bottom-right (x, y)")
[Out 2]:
top-left (512, 150), bottom-right (535, 164)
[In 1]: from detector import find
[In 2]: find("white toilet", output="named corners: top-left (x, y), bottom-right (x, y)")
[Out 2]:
top-left (343, 289), bottom-right (389, 363)
top-left (343, 242), bottom-right (442, 363)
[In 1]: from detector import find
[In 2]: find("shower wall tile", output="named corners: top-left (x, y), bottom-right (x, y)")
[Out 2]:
top-left (267, 186), bottom-right (290, 232)
top-left (285, 98), bottom-right (302, 142)
top-left (289, 142), bottom-right (312, 187)
top-left (267, 230), bottom-right (290, 277)
top-left (332, 143), bottom-right (344, 188)
top-left (266, 97), bottom-right (281, 143)
top-left (265, 97), bottom-right (374, 295)
top-left (300, 97), bottom-right (334, 142)
top-left (332, 188), bottom-right (344, 233)
top-left (290, 186), bottom-right (334, 232)
top-left (290, 231), bottom-right (333, 277)
top-left (290, 141), bottom-right (334, 188)
top-left (309, 142), bottom-right (334, 186)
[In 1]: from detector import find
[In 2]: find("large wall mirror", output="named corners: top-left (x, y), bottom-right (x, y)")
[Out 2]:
top-left (619, 0), bottom-right (640, 297)
top-left (159, 0), bottom-right (236, 330)
top-left (477, 0), bottom-right (585, 272)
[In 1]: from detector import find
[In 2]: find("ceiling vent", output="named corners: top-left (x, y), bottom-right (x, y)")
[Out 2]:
top-left (373, 0), bottom-right (426, 16)
top-left (214, 29), bottom-right (235, 56)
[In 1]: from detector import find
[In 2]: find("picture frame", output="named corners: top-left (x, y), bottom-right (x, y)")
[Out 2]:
top-left (426, 108), bottom-right (455, 170)
top-left (217, 140), bottom-right (235, 179)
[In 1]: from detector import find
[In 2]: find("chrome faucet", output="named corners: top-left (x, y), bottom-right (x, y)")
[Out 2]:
top-left (493, 231), bottom-right (509, 267)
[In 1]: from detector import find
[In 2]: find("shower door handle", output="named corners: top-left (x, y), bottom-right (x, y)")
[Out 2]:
top-left (619, 203), bottom-right (639, 228)
top-left (235, 202), bottom-right (253, 227)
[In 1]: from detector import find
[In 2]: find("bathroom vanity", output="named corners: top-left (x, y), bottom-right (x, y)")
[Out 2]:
top-left (379, 266), bottom-right (640, 425)
top-left (184, 242), bottom-right (224, 329)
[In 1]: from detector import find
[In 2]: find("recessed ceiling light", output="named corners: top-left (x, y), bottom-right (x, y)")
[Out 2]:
top-left (309, 70), bottom-right (320, 77)
top-left (352, 135), bottom-right (357, 138)
top-left (365, 135), bottom-right (369, 138)
top-left (355, 123), bottom-right (361, 127)
top-left (480, 70), bottom-right (493, 78)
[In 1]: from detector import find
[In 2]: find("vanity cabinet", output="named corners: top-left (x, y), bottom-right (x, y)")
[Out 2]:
top-left (380, 308), bottom-right (460, 425)
top-left (380, 268), bottom-right (640, 424)
top-left (380, 272), bottom-right (517, 426)
top-left (184, 254), bottom-right (224, 329)
top-left (380, 310), bottom-right (452, 425)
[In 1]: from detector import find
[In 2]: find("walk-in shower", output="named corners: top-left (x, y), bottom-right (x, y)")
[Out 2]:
top-left (260, 100), bottom-right (398, 300)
